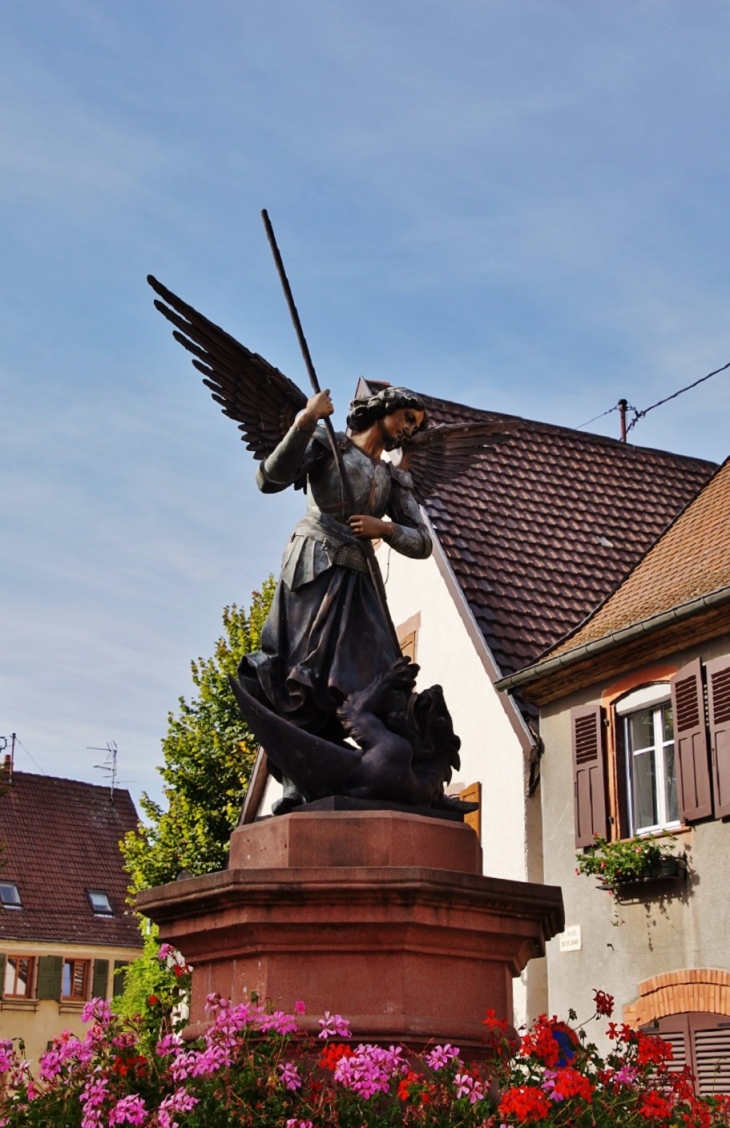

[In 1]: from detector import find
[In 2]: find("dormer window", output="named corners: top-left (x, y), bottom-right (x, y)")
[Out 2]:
top-left (0, 882), bottom-right (22, 909)
top-left (87, 890), bottom-right (113, 916)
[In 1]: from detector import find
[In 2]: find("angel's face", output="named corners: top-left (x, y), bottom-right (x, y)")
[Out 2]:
top-left (380, 407), bottom-right (425, 450)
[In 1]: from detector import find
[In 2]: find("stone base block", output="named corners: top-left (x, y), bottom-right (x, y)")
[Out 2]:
top-left (138, 810), bottom-right (563, 1051)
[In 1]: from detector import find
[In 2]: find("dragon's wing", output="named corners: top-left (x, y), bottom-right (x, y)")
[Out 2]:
top-left (148, 275), bottom-right (308, 462)
top-left (400, 420), bottom-right (520, 504)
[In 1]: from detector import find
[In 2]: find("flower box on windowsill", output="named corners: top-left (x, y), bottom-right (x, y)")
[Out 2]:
top-left (601, 855), bottom-right (686, 895)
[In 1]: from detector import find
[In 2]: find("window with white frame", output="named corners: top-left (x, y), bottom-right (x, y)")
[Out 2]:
top-left (616, 684), bottom-right (679, 835)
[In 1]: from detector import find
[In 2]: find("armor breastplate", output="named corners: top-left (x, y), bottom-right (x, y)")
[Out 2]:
top-left (306, 441), bottom-right (392, 522)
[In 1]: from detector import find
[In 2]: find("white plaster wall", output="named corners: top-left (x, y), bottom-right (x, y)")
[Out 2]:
top-left (377, 540), bottom-right (528, 883)
top-left (378, 540), bottom-right (539, 1028)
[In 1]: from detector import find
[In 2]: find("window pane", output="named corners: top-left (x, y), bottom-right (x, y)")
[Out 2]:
top-left (633, 749), bottom-right (658, 830)
top-left (15, 959), bottom-right (30, 996)
top-left (629, 709), bottom-right (655, 752)
top-left (0, 883), bottom-right (21, 907)
top-left (662, 702), bottom-right (674, 743)
top-left (664, 741), bottom-right (679, 822)
top-left (62, 959), bottom-right (87, 1000)
top-left (5, 957), bottom-right (33, 996)
top-left (88, 891), bottom-right (112, 915)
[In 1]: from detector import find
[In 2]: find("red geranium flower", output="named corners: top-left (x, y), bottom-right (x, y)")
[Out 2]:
top-left (593, 988), bottom-right (614, 1017)
top-left (638, 1089), bottom-right (673, 1120)
top-left (318, 1042), bottom-right (353, 1071)
top-left (499, 1085), bottom-right (552, 1123)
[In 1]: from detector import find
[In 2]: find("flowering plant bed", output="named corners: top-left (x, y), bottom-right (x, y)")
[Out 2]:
top-left (576, 833), bottom-right (683, 892)
top-left (0, 968), bottom-right (728, 1126)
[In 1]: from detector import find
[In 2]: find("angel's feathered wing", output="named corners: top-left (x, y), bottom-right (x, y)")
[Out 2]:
top-left (400, 420), bottom-right (521, 504)
top-left (148, 275), bottom-right (307, 462)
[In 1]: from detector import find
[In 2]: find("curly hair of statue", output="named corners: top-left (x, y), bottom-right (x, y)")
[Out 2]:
top-left (346, 386), bottom-right (428, 433)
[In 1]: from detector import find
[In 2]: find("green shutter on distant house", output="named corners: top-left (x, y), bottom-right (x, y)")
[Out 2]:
top-left (37, 955), bottom-right (62, 1000)
top-left (92, 959), bottom-right (109, 1000)
top-left (112, 960), bottom-right (127, 998)
top-left (0, 953), bottom-right (6, 998)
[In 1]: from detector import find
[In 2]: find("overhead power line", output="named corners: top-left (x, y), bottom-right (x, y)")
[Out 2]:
top-left (625, 360), bottom-right (730, 434)
top-left (576, 360), bottom-right (730, 438)
top-left (575, 404), bottom-right (620, 431)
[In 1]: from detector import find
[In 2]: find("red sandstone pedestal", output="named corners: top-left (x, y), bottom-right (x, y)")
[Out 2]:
top-left (138, 810), bottom-right (563, 1051)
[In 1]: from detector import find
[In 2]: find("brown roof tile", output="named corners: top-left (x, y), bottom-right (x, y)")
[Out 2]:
top-left (0, 772), bottom-right (142, 949)
top-left (548, 457), bottom-right (730, 657)
top-left (409, 393), bottom-right (716, 676)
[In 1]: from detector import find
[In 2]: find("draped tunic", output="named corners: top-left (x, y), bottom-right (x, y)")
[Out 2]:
top-left (238, 414), bottom-right (432, 740)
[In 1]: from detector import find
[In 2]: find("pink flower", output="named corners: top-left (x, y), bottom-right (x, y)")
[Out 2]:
top-left (108, 1094), bottom-right (147, 1126)
top-left (454, 1071), bottom-right (485, 1103)
top-left (258, 1010), bottom-right (299, 1036)
top-left (333, 1043), bottom-right (407, 1099)
top-left (156, 1032), bottom-right (183, 1058)
top-left (158, 943), bottom-right (176, 960)
top-left (425, 1043), bottom-right (461, 1070)
top-left (81, 998), bottom-right (113, 1027)
top-left (79, 1074), bottom-right (110, 1128)
top-left (318, 1011), bottom-right (351, 1040)
top-left (158, 1087), bottom-right (199, 1128)
top-left (279, 1061), bottom-right (303, 1091)
top-left (294, 1000), bottom-right (306, 1015)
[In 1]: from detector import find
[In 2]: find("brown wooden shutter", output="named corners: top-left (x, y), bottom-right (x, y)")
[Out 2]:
top-left (0, 953), bottom-right (5, 999)
top-left (693, 1017), bottom-right (730, 1095)
top-left (706, 657), bottom-right (730, 818)
top-left (571, 704), bottom-right (607, 847)
top-left (671, 658), bottom-right (712, 821)
top-left (648, 1012), bottom-right (730, 1095)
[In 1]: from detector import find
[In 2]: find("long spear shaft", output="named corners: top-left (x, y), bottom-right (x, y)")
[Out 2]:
top-left (260, 209), bottom-right (400, 651)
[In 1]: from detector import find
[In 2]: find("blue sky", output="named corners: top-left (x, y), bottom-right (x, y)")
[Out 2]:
top-left (2, 0), bottom-right (730, 809)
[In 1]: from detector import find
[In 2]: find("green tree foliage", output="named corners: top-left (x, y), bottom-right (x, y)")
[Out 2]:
top-left (112, 924), bottom-right (192, 1054)
top-left (121, 579), bottom-right (275, 895)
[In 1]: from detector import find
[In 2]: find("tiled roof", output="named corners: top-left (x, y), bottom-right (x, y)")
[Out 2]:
top-left (0, 772), bottom-right (142, 948)
top-left (407, 392), bottom-right (716, 677)
top-left (547, 457), bottom-right (730, 658)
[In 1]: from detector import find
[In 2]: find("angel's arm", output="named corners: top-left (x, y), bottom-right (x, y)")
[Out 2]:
top-left (257, 391), bottom-right (333, 493)
top-left (384, 470), bottom-right (432, 559)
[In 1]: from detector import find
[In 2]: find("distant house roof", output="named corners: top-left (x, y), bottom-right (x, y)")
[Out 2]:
top-left (366, 385), bottom-right (716, 679)
top-left (0, 771), bottom-right (141, 949)
top-left (547, 456), bottom-right (730, 657)
top-left (496, 456), bottom-right (730, 705)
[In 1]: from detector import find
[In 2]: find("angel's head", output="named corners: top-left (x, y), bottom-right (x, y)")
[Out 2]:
top-left (347, 386), bottom-right (427, 450)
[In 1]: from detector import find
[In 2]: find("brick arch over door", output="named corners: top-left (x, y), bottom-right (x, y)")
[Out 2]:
top-left (624, 970), bottom-right (730, 1027)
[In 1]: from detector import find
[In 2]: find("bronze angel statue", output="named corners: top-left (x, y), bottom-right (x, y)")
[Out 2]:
top-left (149, 275), bottom-right (515, 815)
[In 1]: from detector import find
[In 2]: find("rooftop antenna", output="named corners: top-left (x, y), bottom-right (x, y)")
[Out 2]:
top-left (89, 740), bottom-right (118, 802)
